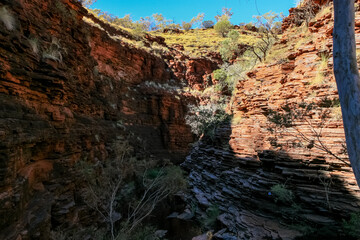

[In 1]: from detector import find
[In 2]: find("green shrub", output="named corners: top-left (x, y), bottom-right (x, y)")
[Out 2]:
top-left (219, 39), bottom-right (233, 62)
top-left (270, 184), bottom-right (294, 204)
top-left (132, 23), bottom-right (146, 40)
top-left (225, 62), bottom-right (248, 82)
top-left (213, 69), bottom-right (227, 82)
top-left (227, 29), bottom-right (240, 41)
top-left (77, 140), bottom-right (186, 240)
top-left (343, 212), bottom-right (360, 237)
top-left (182, 21), bottom-right (192, 31)
top-left (212, 62), bottom-right (248, 95)
top-left (185, 103), bottom-right (230, 139)
top-left (202, 205), bottom-right (220, 228)
top-left (214, 16), bottom-right (232, 37)
top-left (245, 23), bottom-right (255, 30)
top-left (219, 30), bottom-right (240, 62)
top-left (202, 20), bottom-right (214, 29)
top-left (114, 14), bottom-right (135, 29)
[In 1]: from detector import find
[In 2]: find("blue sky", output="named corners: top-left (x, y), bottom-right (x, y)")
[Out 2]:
top-left (90, 0), bottom-right (296, 25)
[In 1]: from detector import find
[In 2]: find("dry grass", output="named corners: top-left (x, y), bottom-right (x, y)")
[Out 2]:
top-left (28, 38), bottom-right (39, 54)
top-left (83, 16), bottom-right (105, 31)
top-left (356, 48), bottom-right (360, 64)
top-left (0, 6), bottom-right (15, 31)
top-left (264, 44), bottom-right (289, 64)
top-left (331, 107), bottom-right (342, 120)
top-left (231, 113), bottom-right (244, 125)
top-left (310, 54), bottom-right (329, 85)
top-left (155, 28), bottom-right (260, 57)
top-left (314, 4), bottom-right (332, 21)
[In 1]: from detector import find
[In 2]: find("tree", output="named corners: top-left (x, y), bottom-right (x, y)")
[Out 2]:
top-left (79, 0), bottom-right (97, 7)
top-left (214, 15), bottom-right (232, 37)
top-left (248, 11), bottom-right (282, 62)
top-left (190, 13), bottom-right (205, 27)
top-left (182, 21), bottom-right (192, 31)
top-left (254, 11), bottom-right (282, 39)
top-left (215, 7), bottom-right (233, 22)
top-left (202, 20), bottom-right (215, 29)
top-left (222, 0), bottom-right (360, 187)
top-left (113, 14), bottom-right (134, 28)
top-left (219, 30), bottom-right (240, 61)
top-left (333, 0), bottom-right (360, 186)
top-left (181, 13), bottom-right (204, 31)
top-left (152, 13), bottom-right (180, 30)
top-left (79, 141), bottom-right (187, 240)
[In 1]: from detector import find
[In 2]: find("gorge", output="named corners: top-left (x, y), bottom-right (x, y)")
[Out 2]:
top-left (0, 0), bottom-right (360, 239)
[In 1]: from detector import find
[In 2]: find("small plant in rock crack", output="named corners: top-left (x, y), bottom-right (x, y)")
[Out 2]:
top-left (0, 6), bottom-right (16, 31)
top-left (266, 99), bottom-right (349, 166)
top-left (42, 37), bottom-right (65, 62)
top-left (185, 103), bottom-right (231, 140)
top-left (201, 204), bottom-right (220, 229)
top-left (270, 184), bottom-right (294, 204)
top-left (28, 37), bottom-right (40, 55)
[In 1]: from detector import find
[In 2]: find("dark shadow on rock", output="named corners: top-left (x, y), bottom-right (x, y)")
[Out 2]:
top-left (182, 117), bottom-right (360, 240)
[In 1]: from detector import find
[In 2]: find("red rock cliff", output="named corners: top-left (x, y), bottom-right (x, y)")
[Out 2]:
top-left (0, 0), bottom-right (218, 238)
top-left (183, 2), bottom-right (360, 239)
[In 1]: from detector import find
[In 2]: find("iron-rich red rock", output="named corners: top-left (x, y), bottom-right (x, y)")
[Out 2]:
top-left (0, 0), bottom-right (218, 238)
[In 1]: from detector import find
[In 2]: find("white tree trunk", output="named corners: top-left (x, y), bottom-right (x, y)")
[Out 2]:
top-left (333, 0), bottom-right (360, 186)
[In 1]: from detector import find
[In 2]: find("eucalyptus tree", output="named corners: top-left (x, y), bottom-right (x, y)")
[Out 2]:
top-left (333, 0), bottom-right (360, 186)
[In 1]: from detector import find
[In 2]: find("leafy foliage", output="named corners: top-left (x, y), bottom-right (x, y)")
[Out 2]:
top-left (270, 184), bottom-right (294, 204)
top-left (185, 103), bottom-right (230, 139)
top-left (248, 11), bottom-right (282, 61)
top-left (215, 7), bottom-right (233, 22)
top-left (214, 16), bottom-right (232, 37)
top-left (343, 212), bottom-right (360, 238)
top-left (219, 30), bottom-right (240, 61)
top-left (182, 22), bottom-right (192, 31)
top-left (78, 0), bottom-right (97, 7)
top-left (182, 13), bottom-right (205, 30)
top-left (152, 13), bottom-right (180, 30)
top-left (77, 140), bottom-right (187, 240)
top-left (202, 205), bottom-right (220, 229)
top-left (88, 9), bottom-right (181, 33)
top-left (202, 20), bottom-right (214, 29)
top-left (213, 68), bottom-right (227, 82)
top-left (212, 61), bottom-right (250, 95)
top-left (266, 100), bottom-right (348, 165)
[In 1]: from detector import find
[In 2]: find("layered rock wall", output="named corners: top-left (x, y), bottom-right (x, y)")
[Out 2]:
top-left (0, 0), bottom-right (217, 238)
top-left (183, 3), bottom-right (360, 239)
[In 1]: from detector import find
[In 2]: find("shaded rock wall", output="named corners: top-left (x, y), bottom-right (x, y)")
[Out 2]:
top-left (183, 3), bottom-right (360, 240)
top-left (0, 0), bottom-right (218, 238)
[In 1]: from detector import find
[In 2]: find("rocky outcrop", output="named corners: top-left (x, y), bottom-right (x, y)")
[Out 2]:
top-left (282, 0), bottom-right (332, 32)
top-left (0, 0), bottom-right (218, 239)
top-left (183, 3), bottom-right (360, 239)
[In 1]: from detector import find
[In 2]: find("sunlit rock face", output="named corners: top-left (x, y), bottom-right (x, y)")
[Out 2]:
top-left (183, 1), bottom-right (360, 239)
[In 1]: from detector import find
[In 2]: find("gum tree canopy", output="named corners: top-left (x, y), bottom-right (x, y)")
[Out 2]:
top-left (333, 0), bottom-right (360, 187)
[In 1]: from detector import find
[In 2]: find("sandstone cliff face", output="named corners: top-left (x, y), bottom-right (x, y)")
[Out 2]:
top-left (0, 0), bottom-right (218, 239)
top-left (183, 3), bottom-right (360, 239)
